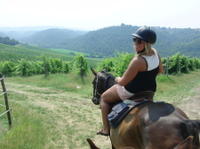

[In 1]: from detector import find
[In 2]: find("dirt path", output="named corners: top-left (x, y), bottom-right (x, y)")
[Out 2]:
top-left (6, 82), bottom-right (200, 149)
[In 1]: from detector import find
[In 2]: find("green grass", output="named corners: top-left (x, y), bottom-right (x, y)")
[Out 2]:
top-left (7, 70), bottom-right (200, 103)
top-left (7, 72), bottom-right (93, 98)
top-left (156, 71), bottom-right (200, 104)
top-left (0, 95), bottom-right (47, 149)
top-left (0, 44), bottom-right (72, 61)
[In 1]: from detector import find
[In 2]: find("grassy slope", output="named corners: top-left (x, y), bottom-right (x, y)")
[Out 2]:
top-left (0, 44), bottom-right (70, 61)
top-left (0, 44), bottom-right (102, 65)
top-left (0, 71), bottom-right (200, 149)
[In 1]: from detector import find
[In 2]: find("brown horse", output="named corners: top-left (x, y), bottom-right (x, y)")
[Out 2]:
top-left (87, 69), bottom-right (200, 149)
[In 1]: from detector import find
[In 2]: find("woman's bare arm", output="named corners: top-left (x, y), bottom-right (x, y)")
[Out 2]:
top-left (116, 56), bottom-right (146, 86)
top-left (158, 54), bottom-right (164, 74)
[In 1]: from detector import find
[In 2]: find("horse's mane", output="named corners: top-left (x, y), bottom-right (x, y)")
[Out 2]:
top-left (97, 71), bottom-right (116, 88)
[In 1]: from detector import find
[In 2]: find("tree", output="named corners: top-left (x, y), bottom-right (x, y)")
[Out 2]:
top-left (0, 37), bottom-right (19, 45)
top-left (74, 55), bottom-right (88, 82)
top-left (42, 57), bottom-right (51, 77)
top-left (1, 61), bottom-right (15, 76)
top-left (50, 58), bottom-right (63, 73)
top-left (16, 59), bottom-right (32, 76)
top-left (98, 58), bottom-right (114, 72)
top-left (63, 62), bottom-right (70, 73)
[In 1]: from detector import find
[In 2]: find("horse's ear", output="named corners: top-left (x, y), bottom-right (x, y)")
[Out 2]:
top-left (101, 69), bottom-right (107, 73)
top-left (90, 67), bottom-right (97, 76)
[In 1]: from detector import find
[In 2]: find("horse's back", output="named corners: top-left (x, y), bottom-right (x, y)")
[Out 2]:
top-left (110, 101), bottom-right (197, 149)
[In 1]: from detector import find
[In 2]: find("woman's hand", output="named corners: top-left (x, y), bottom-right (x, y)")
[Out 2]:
top-left (115, 77), bottom-right (121, 83)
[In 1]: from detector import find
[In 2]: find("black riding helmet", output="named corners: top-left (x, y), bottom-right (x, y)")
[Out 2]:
top-left (132, 26), bottom-right (157, 44)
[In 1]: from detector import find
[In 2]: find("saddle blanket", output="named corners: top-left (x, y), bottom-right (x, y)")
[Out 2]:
top-left (108, 99), bottom-right (151, 128)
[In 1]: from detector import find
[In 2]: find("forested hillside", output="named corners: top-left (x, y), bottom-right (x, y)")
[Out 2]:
top-left (0, 37), bottom-right (19, 45)
top-left (21, 28), bottom-right (87, 48)
top-left (61, 25), bottom-right (137, 57)
top-left (63, 25), bottom-right (200, 57)
top-left (2, 25), bottom-right (200, 57)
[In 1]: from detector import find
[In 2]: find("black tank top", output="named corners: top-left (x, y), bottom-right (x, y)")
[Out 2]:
top-left (124, 67), bottom-right (159, 93)
top-left (125, 52), bottom-right (160, 93)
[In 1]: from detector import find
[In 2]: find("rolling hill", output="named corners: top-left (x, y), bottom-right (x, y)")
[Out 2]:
top-left (2, 25), bottom-right (200, 57)
top-left (0, 43), bottom-right (102, 68)
top-left (0, 43), bottom-right (80, 61)
top-left (20, 28), bottom-right (87, 48)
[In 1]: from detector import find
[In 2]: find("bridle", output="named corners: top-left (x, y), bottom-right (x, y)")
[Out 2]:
top-left (92, 71), bottom-right (116, 105)
top-left (92, 73), bottom-right (103, 105)
top-left (93, 76), bottom-right (101, 97)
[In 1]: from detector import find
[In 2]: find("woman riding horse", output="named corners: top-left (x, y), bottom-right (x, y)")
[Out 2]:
top-left (97, 26), bottom-right (164, 136)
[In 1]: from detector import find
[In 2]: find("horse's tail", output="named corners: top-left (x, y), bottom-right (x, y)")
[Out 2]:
top-left (181, 120), bottom-right (200, 147)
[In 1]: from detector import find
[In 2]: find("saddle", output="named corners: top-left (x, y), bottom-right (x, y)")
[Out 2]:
top-left (108, 91), bottom-right (154, 128)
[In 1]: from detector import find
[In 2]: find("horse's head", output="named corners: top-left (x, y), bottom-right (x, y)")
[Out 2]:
top-left (91, 68), bottom-right (116, 105)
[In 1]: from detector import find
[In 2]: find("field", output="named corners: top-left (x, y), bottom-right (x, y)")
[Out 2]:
top-left (0, 71), bottom-right (200, 149)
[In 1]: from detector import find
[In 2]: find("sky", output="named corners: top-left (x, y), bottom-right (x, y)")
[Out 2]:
top-left (0, 0), bottom-right (200, 30)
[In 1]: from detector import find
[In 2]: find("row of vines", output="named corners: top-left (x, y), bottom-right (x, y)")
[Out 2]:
top-left (162, 53), bottom-right (200, 74)
top-left (98, 53), bottom-right (200, 76)
top-left (0, 53), bottom-right (200, 78)
top-left (0, 55), bottom-right (88, 78)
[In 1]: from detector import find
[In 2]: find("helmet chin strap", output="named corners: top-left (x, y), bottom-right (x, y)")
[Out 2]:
top-left (137, 48), bottom-right (145, 54)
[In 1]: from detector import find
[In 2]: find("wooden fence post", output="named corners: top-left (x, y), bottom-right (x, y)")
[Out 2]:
top-left (0, 73), bottom-right (12, 129)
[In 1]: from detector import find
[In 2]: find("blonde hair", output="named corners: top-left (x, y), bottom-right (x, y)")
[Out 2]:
top-left (138, 42), bottom-right (155, 56)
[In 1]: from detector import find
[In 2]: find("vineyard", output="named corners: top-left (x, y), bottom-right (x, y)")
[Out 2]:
top-left (0, 43), bottom-right (101, 77)
top-left (0, 51), bottom-right (200, 78)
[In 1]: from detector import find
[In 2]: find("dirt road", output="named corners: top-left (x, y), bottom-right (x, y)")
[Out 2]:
top-left (7, 82), bottom-right (112, 149)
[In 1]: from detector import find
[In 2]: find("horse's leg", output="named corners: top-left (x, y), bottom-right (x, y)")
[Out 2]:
top-left (87, 138), bottom-right (117, 149)
top-left (87, 138), bottom-right (100, 149)
top-left (173, 136), bottom-right (193, 149)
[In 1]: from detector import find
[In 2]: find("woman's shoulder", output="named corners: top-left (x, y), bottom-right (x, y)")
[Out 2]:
top-left (133, 55), bottom-right (145, 62)
top-left (132, 55), bottom-right (147, 69)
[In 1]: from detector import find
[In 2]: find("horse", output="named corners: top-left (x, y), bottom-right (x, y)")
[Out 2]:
top-left (87, 69), bottom-right (200, 149)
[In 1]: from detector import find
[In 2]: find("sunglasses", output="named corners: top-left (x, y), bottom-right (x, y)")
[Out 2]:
top-left (133, 38), bottom-right (142, 44)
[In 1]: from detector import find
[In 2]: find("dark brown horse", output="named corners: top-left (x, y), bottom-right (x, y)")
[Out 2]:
top-left (87, 69), bottom-right (200, 149)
